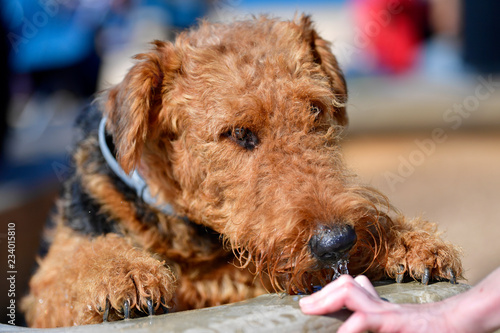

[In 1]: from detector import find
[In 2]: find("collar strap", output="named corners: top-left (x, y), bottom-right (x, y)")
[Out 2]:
top-left (98, 117), bottom-right (175, 215)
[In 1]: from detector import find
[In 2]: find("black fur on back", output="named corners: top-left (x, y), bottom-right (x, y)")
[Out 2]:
top-left (39, 101), bottom-right (221, 261)
top-left (39, 102), bottom-right (159, 257)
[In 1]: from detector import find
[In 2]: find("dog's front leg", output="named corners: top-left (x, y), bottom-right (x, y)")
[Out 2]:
top-left (22, 226), bottom-right (176, 327)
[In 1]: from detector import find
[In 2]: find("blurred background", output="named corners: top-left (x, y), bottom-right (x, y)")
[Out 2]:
top-left (1, 0), bottom-right (499, 325)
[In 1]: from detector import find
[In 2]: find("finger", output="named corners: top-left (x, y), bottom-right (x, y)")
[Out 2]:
top-left (338, 311), bottom-right (383, 333)
top-left (310, 274), bottom-right (363, 299)
top-left (300, 276), bottom-right (379, 315)
top-left (300, 275), bottom-right (355, 308)
top-left (353, 275), bottom-right (379, 298)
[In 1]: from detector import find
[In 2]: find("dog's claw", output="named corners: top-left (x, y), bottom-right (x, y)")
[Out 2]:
top-left (103, 299), bottom-right (110, 322)
top-left (396, 265), bottom-right (405, 283)
top-left (448, 268), bottom-right (457, 284)
top-left (160, 298), bottom-right (169, 315)
top-left (147, 299), bottom-right (154, 316)
top-left (422, 267), bottom-right (431, 285)
top-left (123, 300), bottom-right (130, 319)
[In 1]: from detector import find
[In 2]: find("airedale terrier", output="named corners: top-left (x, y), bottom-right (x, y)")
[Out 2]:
top-left (22, 15), bottom-right (462, 327)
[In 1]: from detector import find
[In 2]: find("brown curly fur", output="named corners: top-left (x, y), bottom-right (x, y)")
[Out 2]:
top-left (22, 15), bottom-right (462, 327)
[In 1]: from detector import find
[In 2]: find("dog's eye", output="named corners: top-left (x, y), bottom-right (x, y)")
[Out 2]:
top-left (310, 104), bottom-right (322, 119)
top-left (225, 127), bottom-right (259, 150)
top-left (233, 128), bottom-right (248, 140)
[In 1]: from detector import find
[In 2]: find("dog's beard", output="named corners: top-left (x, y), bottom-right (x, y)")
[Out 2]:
top-left (226, 235), bottom-right (353, 294)
top-left (273, 256), bottom-right (352, 294)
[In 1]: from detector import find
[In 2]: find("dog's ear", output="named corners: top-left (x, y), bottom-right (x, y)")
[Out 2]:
top-left (298, 15), bottom-right (348, 126)
top-left (105, 40), bottom-right (181, 173)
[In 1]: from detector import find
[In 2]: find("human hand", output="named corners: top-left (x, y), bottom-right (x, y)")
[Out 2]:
top-left (299, 275), bottom-right (451, 333)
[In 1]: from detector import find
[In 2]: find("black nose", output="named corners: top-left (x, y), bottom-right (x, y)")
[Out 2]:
top-left (309, 224), bottom-right (357, 263)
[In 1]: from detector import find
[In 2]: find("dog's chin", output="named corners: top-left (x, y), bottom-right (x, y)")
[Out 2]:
top-left (243, 249), bottom-right (351, 294)
top-left (297, 259), bottom-right (350, 293)
top-left (272, 267), bottom-right (348, 295)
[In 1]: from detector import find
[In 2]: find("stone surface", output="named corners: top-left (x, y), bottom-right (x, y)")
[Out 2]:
top-left (1, 281), bottom-right (471, 333)
top-left (372, 281), bottom-right (471, 304)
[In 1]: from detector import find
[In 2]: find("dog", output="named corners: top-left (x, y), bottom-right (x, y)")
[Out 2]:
top-left (22, 15), bottom-right (463, 327)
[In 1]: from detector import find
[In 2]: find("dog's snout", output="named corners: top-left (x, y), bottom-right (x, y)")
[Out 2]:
top-left (309, 224), bottom-right (357, 263)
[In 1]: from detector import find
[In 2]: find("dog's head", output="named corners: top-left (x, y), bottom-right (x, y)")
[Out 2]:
top-left (104, 15), bottom-right (385, 293)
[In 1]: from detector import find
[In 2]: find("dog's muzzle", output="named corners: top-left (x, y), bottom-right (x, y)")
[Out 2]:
top-left (309, 224), bottom-right (357, 264)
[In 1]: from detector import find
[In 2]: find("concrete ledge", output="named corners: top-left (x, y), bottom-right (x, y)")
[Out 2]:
top-left (1, 281), bottom-right (470, 333)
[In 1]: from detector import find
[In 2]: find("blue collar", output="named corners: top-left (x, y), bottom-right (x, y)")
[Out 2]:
top-left (98, 117), bottom-right (175, 216)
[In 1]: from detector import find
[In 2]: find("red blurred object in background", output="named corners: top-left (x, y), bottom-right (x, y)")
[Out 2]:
top-left (353, 0), bottom-right (428, 74)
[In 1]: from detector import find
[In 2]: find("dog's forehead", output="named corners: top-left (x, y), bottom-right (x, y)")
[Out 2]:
top-left (184, 18), bottom-right (302, 50)
top-left (177, 20), bottom-right (334, 136)
top-left (183, 19), bottom-right (316, 75)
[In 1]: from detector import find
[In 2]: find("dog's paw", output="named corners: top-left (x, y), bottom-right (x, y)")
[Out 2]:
top-left (99, 265), bottom-right (175, 322)
top-left (73, 236), bottom-right (177, 324)
top-left (86, 260), bottom-right (175, 323)
top-left (385, 229), bottom-right (462, 284)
